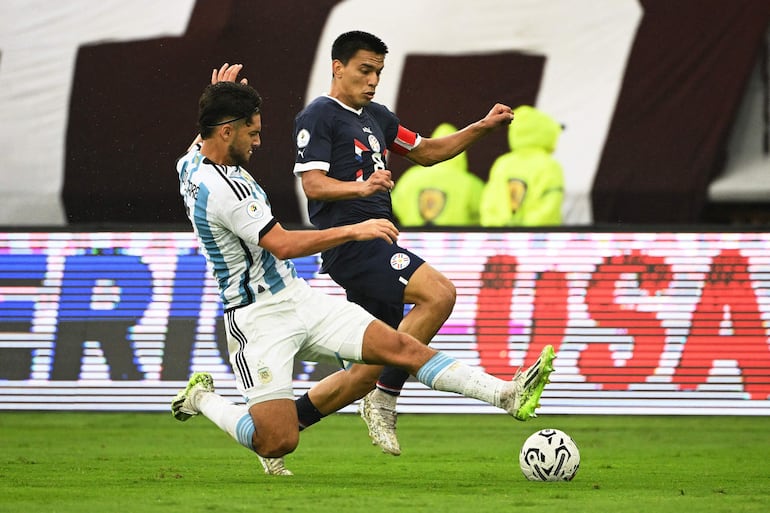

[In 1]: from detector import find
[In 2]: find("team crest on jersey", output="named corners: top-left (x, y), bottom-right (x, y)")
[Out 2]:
top-left (390, 252), bottom-right (411, 270)
top-left (507, 179), bottom-right (527, 213)
top-left (296, 128), bottom-right (310, 149)
top-left (257, 362), bottom-right (273, 384)
top-left (246, 201), bottom-right (264, 219)
top-left (418, 188), bottom-right (446, 223)
top-left (367, 134), bottom-right (381, 153)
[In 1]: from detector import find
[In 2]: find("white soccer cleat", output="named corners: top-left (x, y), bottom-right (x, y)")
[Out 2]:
top-left (171, 372), bottom-right (215, 421)
top-left (258, 456), bottom-right (294, 476)
top-left (500, 345), bottom-right (556, 421)
top-left (358, 389), bottom-right (401, 456)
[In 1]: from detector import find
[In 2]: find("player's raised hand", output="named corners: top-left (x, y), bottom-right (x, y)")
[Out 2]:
top-left (353, 218), bottom-right (399, 244)
top-left (360, 169), bottom-right (394, 197)
top-left (211, 63), bottom-right (248, 85)
top-left (481, 103), bottom-right (514, 129)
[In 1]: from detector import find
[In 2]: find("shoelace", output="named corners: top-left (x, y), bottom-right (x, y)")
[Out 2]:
top-left (262, 457), bottom-right (292, 475)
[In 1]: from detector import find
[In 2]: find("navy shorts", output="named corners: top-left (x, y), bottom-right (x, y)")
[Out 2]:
top-left (325, 239), bottom-right (425, 329)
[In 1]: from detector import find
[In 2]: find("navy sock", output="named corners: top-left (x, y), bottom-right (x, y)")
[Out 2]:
top-left (295, 393), bottom-right (325, 431)
top-left (376, 366), bottom-right (410, 396)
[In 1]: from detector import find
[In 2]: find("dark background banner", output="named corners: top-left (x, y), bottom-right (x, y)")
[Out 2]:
top-left (59, 0), bottom-right (770, 226)
top-left (593, 0), bottom-right (770, 224)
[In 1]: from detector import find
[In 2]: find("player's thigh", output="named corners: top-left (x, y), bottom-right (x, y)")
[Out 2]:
top-left (403, 261), bottom-right (456, 307)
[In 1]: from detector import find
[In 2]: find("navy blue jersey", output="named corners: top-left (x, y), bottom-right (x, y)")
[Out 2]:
top-left (293, 96), bottom-right (419, 227)
top-left (293, 96), bottom-right (419, 270)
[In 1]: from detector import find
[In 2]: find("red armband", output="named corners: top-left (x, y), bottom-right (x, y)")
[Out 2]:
top-left (390, 125), bottom-right (419, 156)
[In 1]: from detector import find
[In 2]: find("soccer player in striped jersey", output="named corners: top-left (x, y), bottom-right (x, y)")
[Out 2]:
top-left (292, 31), bottom-right (517, 456)
top-left (172, 65), bottom-right (555, 476)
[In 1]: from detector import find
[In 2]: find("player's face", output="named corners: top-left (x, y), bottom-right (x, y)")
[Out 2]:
top-left (228, 113), bottom-right (262, 167)
top-left (334, 50), bottom-right (385, 109)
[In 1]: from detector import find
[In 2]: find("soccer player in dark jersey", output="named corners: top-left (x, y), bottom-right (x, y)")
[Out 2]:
top-left (292, 31), bottom-right (516, 456)
top-left (172, 63), bottom-right (555, 477)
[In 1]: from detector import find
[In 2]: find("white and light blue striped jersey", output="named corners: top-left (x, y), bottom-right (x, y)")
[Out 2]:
top-left (176, 144), bottom-right (298, 310)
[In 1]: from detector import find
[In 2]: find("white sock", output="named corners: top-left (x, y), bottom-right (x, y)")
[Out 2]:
top-left (416, 352), bottom-right (506, 407)
top-left (197, 391), bottom-right (255, 451)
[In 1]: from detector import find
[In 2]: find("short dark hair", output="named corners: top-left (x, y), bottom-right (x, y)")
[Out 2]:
top-left (331, 31), bottom-right (388, 64)
top-left (198, 82), bottom-right (262, 139)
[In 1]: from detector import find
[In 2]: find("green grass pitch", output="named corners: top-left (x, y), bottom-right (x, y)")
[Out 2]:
top-left (1, 412), bottom-right (769, 513)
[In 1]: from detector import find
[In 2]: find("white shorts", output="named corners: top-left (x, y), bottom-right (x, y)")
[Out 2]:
top-left (223, 278), bottom-right (376, 405)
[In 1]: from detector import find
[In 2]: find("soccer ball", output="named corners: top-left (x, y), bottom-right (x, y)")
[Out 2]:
top-left (519, 428), bottom-right (580, 481)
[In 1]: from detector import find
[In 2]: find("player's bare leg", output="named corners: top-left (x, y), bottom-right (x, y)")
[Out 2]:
top-left (358, 262), bottom-right (456, 454)
top-left (297, 263), bottom-right (455, 454)
top-left (306, 364), bottom-right (382, 414)
top-left (358, 321), bottom-right (556, 421)
top-left (399, 262), bottom-right (456, 344)
top-left (171, 373), bottom-right (294, 476)
top-left (295, 263), bottom-right (455, 454)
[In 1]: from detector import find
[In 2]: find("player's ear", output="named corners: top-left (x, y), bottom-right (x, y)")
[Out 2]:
top-left (332, 59), bottom-right (343, 79)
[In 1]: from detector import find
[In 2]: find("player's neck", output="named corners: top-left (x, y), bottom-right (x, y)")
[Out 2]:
top-left (200, 140), bottom-right (234, 166)
top-left (328, 85), bottom-right (364, 110)
top-left (327, 92), bottom-right (364, 114)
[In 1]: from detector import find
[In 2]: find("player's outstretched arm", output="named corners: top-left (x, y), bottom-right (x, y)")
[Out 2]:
top-left (258, 219), bottom-right (398, 260)
top-left (407, 103), bottom-right (514, 167)
top-left (301, 169), bottom-right (394, 201)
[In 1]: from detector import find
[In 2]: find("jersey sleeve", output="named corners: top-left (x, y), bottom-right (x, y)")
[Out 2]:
top-left (292, 102), bottom-right (333, 176)
top-left (210, 182), bottom-right (277, 246)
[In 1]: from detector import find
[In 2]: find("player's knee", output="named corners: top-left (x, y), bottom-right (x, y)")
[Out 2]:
top-left (411, 274), bottom-right (455, 313)
top-left (430, 276), bottom-right (456, 316)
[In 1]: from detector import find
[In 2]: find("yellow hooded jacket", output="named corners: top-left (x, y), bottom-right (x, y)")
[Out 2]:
top-left (391, 122), bottom-right (484, 226)
top-left (480, 105), bottom-right (564, 226)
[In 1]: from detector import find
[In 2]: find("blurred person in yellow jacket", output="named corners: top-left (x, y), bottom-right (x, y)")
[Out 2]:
top-left (480, 105), bottom-right (564, 226)
top-left (391, 123), bottom-right (484, 226)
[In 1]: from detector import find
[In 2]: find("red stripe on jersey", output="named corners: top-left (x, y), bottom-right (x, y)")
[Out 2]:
top-left (390, 125), bottom-right (418, 156)
top-left (354, 138), bottom-right (369, 151)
